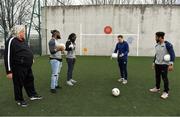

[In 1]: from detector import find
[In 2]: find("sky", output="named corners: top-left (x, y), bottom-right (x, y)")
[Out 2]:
top-left (73, 0), bottom-right (81, 5)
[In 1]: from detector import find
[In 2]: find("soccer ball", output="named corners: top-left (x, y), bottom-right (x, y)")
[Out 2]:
top-left (164, 54), bottom-right (170, 62)
top-left (59, 43), bottom-right (65, 48)
top-left (112, 88), bottom-right (120, 97)
top-left (57, 43), bottom-right (65, 51)
top-left (111, 53), bottom-right (118, 58)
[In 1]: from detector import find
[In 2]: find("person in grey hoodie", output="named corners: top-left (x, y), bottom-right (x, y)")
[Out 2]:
top-left (49, 30), bottom-right (64, 93)
top-left (65, 33), bottom-right (77, 86)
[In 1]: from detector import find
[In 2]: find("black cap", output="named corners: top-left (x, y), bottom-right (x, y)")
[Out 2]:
top-left (51, 30), bottom-right (59, 35)
top-left (156, 32), bottom-right (165, 38)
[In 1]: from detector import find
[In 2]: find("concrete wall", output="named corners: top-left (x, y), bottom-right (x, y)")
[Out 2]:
top-left (41, 5), bottom-right (180, 56)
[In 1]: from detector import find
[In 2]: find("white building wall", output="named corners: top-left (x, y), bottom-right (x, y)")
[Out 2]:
top-left (41, 5), bottom-right (180, 56)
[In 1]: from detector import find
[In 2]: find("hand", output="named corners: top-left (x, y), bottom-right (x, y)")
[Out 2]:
top-left (33, 59), bottom-right (35, 63)
top-left (168, 65), bottom-right (173, 71)
top-left (7, 73), bottom-right (13, 79)
top-left (61, 51), bottom-right (65, 55)
top-left (111, 53), bottom-right (118, 59)
top-left (119, 53), bottom-right (124, 57)
top-left (69, 44), bottom-right (74, 49)
top-left (152, 63), bottom-right (155, 70)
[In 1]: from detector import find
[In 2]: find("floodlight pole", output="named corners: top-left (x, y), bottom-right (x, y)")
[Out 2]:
top-left (27, 0), bottom-right (42, 55)
top-left (38, 0), bottom-right (42, 56)
top-left (27, 0), bottom-right (37, 44)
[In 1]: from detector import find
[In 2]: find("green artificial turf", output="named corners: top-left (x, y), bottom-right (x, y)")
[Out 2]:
top-left (0, 56), bottom-right (180, 116)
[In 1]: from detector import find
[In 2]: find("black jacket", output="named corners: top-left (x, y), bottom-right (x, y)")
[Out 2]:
top-left (4, 37), bottom-right (34, 74)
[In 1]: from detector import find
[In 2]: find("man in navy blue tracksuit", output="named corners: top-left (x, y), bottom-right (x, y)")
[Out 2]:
top-left (114, 35), bottom-right (129, 84)
top-left (150, 32), bottom-right (175, 99)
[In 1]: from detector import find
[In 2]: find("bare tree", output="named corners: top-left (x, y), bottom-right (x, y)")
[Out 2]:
top-left (41, 0), bottom-right (73, 6)
top-left (30, 0), bottom-right (73, 37)
top-left (80, 0), bottom-right (178, 4)
top-left (164, 0), bottom-right (177, 4)
top-left (148, 0), bottom-right (177, 4)
top-left (81, 0), bottom-right (142, 5)
top-left (0, 0), bottom-right (32, 42)
top-left (0, 0), bottom-right (73, 42)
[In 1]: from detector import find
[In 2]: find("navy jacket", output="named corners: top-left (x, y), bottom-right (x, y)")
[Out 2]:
top-left (114, 41), bottom-right (129, 60)
top-left (165, 41), bottom-right (175, 63)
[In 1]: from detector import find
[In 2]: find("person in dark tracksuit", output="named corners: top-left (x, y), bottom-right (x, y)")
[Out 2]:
top-left (65, 33), bottom-right (77, 86)
top-left (4, 27), bottom-right (42, 107)
top-left (114, 35), bottom-right (129, 85)
top-left (150, 32), bottom-right (175, 99)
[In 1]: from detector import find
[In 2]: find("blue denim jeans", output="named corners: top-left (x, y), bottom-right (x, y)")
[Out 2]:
top-left (50, 59), bottom-right (62, 89)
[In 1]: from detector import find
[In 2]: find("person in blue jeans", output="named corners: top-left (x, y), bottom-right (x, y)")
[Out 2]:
top-left (114, 35), bottom-right (129, 84)
top-left (49, 30), bottom-right (64, 93)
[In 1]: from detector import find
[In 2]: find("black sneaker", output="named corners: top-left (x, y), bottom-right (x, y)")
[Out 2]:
top-left (50, 89), bottom-right (56, 93)
top-left (16, 100), bottom-right (28, 107)
top-left (30, 95), bottom-right (43, 101)
top-left (55, 85), bottom-right (62, 89)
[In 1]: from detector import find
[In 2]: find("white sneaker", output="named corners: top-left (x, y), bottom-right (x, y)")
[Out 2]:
top-left (161, 92), bottom-right (169, 99)
top-left (149, 87), bottom-right (160, 93)
top-left (70, 79), bottom-right (77, 84)
top-left (122, 80), bottom-right (128, 84)
top-left (67, 81), bottom-right (74, 86)
top-left (118, 78), bottom-right (124, 83)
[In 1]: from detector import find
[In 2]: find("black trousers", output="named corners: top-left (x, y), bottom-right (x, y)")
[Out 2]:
top-left (66, 58), bottom-right (76, 81)
top-left (155, 64), bottom-right (169, 93)
top-left (12, 66), bottom-right (37, 101)
top-left (118, 59), bottom-right (128, 80)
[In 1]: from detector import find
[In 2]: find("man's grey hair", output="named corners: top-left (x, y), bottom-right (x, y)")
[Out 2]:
top-left (9, 25), bottom-right (25, 37)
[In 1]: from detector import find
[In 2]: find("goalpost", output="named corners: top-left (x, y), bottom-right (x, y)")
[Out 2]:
top-left (79, 24), bottom-right (140, 56)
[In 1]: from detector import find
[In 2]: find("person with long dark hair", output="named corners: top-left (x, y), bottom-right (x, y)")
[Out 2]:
top-left (65, 33), bottom-right (77, 86)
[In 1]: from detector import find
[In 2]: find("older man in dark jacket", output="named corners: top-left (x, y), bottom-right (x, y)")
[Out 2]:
top-left (4, 26), bottom-right (42, 107)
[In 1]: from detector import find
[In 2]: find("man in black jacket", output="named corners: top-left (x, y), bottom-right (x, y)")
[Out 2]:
top-left (4, 27), bottom-right (42, 107)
